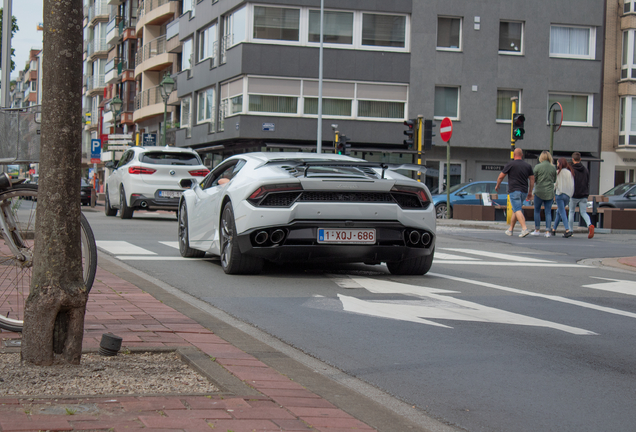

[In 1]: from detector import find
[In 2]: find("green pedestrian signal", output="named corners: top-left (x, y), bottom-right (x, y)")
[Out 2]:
top-left (513, 113), bottom-right (525, 140)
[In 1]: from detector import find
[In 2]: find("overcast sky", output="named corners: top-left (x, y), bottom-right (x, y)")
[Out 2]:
top-left (9, 0), bottom-right (44, 80)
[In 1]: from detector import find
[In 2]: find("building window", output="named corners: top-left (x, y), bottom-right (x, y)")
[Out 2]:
top-left (182, 38), bottom-right (193, 71)
top-left (499, 21), bottom-right (523, 54)
top-left (223, 7), bottom-right (246, 48)
top-left (619, 96), bottom-right (636, 145)
top-left (220, 78), bottom-right (245, 118)
top-left (304, 98), bottom-right (352, 116)
top-left (496, 89), bottom-right (521, 121)
top-left (437, 17), bottom-right (461, 51)
top-left (548, 93), bottom-right (592, 126)
top-left (308, 10), bottom-right (353, 45)
top-left (622, 30), bottom-right (636, 79)
top-left (625, 0), bottom-right (636, 14)
top-left (434, 87), bottom-right (459, 119)
top-left (253, 6), bottom-right (300, 41)
top-left (197, 23), bottom-right (217, 64)
top-left (358, 101), bottom-right (404, 119)
top-left (550, 25), bottom-right (595, 60)
top-left (197, 87), bottom-right (215, 126)
top-left (362, 14), bottom-right (406, 48)
top-left (181, 97), bottom-right (192, 138)
top-left (31, 81), bottom-right (37, 91)
top-left (249, 95), bottom-right (298, 113)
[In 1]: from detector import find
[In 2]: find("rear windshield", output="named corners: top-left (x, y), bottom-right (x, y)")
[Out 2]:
top-left (140, 152), bottom-right (202, 166)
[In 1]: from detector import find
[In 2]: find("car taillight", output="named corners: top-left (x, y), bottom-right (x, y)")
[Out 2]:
top-left (248, 183), bottom-right (303, 200)
top-left (188, 169), bottom-right (210, 177)
top-left (128, 166), bottom-right (156, 175)
top-left (391, 185), bottom-right (430, 203)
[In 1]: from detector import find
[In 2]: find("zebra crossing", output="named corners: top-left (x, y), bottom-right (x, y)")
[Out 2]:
top-left (96, 241), bottom-right (588, 267)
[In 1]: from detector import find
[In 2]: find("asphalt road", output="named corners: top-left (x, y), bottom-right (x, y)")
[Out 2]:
top-left (84, 208), bottom-right (636, 432)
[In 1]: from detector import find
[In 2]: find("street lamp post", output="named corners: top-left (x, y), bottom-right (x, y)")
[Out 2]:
top-left (110, 95), bottom-right (122, 127)
top-left (159, 74), bottom-right (175, 147)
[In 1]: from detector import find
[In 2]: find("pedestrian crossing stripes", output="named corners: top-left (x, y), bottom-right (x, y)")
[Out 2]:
top-left (96, 241), bottom-right (588, 268)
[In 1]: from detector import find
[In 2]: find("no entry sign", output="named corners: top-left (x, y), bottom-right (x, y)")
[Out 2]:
top-left (440, 117), bottom-right (453, 142)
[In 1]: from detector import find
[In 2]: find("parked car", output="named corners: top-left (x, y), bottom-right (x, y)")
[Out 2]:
top-left (432, 181), bottom-right (508, 219)
top-left (599, 183), bottom-right (636, 209)
top-left (80, 178), bottom-right (93, 206)
top-left (177, 152), bottom-right (436, 275)
top-left (104, 146), bottom-right (209, 219)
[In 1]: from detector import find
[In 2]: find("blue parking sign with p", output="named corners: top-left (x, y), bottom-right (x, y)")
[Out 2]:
top-left (91, 139), bottom-right (101, 162)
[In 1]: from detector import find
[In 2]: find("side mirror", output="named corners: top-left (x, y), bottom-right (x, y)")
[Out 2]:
top-left (456, 191), bottom-right (467, 196)
top-left (626, 193), bottom-right (635, 198)
top-left (179, 178), bottom-right (194, 189)
top-left (104, 161), bottom-right (116, 169)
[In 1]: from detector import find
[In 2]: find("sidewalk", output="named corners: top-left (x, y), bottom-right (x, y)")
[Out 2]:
top-left (0, 257), bottom-right (441, 432)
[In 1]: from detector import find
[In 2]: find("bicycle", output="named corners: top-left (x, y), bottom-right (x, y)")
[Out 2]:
top-left (0, 179), bottom-right (98, 332)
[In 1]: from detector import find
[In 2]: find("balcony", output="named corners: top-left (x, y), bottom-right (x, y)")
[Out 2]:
top-left (135, 35), bottom-right (177, 76)
top-left (87, 0), bottom-right (109, 24)
top-left (137, 0), bottom-right (177, 29)
top-left (107, 0), bottom-right (122, 5)
top-left (133, 83), bottom-right (178, 123)
top-left (105, 58), bottom-right (120, 84)
top-left (87, 38), bottom-right (108, 58)
top-left (106, 19), bottom-right (120, 45)
top-left (86, 74), bottom-right (106, 95)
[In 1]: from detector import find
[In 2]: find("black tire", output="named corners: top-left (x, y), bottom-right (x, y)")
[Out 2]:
top-left (119, 187), bottom-right (134, 219)
top-left (386, 248), bottom-right (435, 276)
top-left (104, 186), bottom-right (117, 216)
top-left (0, 185), bottom-right (98, 332)
top-left (435, 203), bottom-right (451, 219)
top-left (178, 201), bottom-right (205, 258)
top-left (220, 202), bottom-right (264, 275)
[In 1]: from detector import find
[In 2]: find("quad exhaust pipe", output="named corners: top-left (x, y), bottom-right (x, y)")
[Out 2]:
top-left (253, 228), bottom-right (286, 246)
top-left (407, 230), bottom-right (432, 247)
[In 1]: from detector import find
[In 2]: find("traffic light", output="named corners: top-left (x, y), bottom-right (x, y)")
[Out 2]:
top-left (424, 119), bottom-right (436, 150)
top-left (404, 119), bottom-right (417, 149)
top-left (513, 113), bottom-right (525, 140)
top-left (339, 135), bottom-right (351, 155)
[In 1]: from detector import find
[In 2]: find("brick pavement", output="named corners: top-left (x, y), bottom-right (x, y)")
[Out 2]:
top-left (0, 265), bottom-right (378, 432)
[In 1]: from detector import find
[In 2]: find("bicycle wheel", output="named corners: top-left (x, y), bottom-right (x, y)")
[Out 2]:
top-left (0, 184), bottom-right (98, 332)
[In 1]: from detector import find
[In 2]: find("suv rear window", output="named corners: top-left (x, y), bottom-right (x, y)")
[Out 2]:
top-left (140, 152), bottom-right (202, 166)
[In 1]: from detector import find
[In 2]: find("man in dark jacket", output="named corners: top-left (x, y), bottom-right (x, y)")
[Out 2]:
top-left (568, 152), bottom-right (594, 239)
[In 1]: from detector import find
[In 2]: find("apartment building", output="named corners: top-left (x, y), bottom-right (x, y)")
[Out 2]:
top-left (166, 0), bottom-right (604, 192)
top-left (600, 0), bottom-right (636, 194)
top-left (83, 0), bottom-right (110, 167)
top-left (131, 0), bottom-right (180, 143)
top-left (104, 0), bottom-right (138, 135)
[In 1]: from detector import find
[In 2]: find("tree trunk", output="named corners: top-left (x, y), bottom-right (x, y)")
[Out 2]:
top-left (21, 0), bottom-right (87, 365)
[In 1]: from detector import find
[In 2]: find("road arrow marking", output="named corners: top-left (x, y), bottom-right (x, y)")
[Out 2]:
top-left (336, 276), bottom-right (595, 335)
top-left (583, 277), bottom-right (636, 296)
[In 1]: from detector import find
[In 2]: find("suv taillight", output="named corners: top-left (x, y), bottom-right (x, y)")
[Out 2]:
top-left (188, 169), bottom-right (210, 177)
top-left (128, 166), bottom-right (156, 175)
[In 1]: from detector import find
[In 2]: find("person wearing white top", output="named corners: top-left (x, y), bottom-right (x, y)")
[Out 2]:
top-left (552, 157), bottom-right (575, 237)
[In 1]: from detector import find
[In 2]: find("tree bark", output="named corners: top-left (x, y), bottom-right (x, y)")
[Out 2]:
top-left (21, 0), bottom-right (87, 365)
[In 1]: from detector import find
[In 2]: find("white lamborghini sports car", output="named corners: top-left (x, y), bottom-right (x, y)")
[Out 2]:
top-left (177, 152), bottom-right (436, 275)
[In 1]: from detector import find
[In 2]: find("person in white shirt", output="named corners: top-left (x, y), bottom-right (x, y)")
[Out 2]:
top-left (551, 157), bottom-right (575, 238)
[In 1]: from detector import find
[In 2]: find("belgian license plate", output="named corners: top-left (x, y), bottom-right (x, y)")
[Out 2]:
top-left (318, 228), bottom-right (376, 244)
top-left (159, 190), bottom-right (182, 199)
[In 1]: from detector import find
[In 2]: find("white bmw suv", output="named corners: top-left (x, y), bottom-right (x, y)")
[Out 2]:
top-left (104, 146), bottom-right (209, 219)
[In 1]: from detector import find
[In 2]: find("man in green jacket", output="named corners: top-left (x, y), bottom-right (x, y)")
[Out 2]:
top-left (532, 151), bottom-right (557, 237)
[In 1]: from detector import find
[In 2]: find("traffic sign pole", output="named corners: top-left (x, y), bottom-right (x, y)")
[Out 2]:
top-left (439, 117), bottom-right (453, 219)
